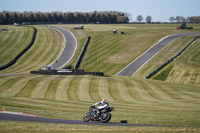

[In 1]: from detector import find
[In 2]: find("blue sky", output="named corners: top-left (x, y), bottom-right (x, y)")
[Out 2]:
top-left (0, 0), bottom-right (199, 22)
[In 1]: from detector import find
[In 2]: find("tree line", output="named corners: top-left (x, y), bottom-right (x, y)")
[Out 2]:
top-left (136, 15), bottom-right (152, 23)
top-left (0, 11), bottom-right (129, 24)
top-left (135, 15), bottom-right (200, 23)
top-left (169, 16), bottom-right (200, 23)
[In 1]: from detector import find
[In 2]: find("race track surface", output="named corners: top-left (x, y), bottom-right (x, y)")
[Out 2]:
top-left (0, 112), bottom-right (198, 127)
top-left (117, 32), bottom-right (200, 76)
top-left (50, 26), bottom-right (77, 70)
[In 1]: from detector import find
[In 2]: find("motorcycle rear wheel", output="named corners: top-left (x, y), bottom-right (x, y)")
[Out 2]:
top-left (101, 113), bottom-right (111, 123)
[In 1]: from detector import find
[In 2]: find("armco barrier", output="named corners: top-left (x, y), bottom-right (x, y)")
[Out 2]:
top-left (146, 36), bottom-right (200, 79)
top-left (0, 26), bottom-right (37, 70)
top-left (74, 35), bottom-right (90, 69)
top-left (30, 69), bottom-right (104, 76)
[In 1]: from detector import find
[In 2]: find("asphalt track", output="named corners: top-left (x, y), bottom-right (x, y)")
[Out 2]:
top-left (1, 112), bottom-right (199, 127)
top-left (49, 26), bottom-right (77, 70)
top-left (117, 32), bottom-right (200, 76)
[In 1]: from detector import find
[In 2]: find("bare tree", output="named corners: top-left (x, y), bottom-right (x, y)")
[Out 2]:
top-left (180, 16), bottom-right (185, 22)
top-left (137, 15), bottom-right (143, 23)
top-left (176, 16), bottom-right (185, 23)
top-left (124, 12), bottom-right (132, 22)
top-left (169, 16), bottom-right (176, 22)
top-left (187, 16), bottom-right (200, 23)
top-left (146, 15), bottom-right (152, 23)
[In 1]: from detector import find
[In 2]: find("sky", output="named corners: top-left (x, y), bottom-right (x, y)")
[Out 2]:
top-left (0, 0), bottom-right (200, 22)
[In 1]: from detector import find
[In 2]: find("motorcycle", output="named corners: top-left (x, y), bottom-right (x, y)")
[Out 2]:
top-left (83, 106), bottom-right (114, 123)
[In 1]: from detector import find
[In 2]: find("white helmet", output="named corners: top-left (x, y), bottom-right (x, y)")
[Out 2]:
top-left (102, 99), bottom-right (108, 103)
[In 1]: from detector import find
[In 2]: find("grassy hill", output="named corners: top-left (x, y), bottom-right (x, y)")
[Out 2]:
top-left (0, 24), bottom-right (200, 132)
top-left (0, 75), bottom-right (200, 126)
top-left (0, 26), bottom-right (64, 73)
top-left (134, 35), bottom-right (200, 85)
top-left (0, 26), bottom-right (33, 66)
top-left (58, 24), bottom-right (200, 75)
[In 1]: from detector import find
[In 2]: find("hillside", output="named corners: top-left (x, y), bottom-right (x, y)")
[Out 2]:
top-left (0, 26), bottom-right (33, 66)
top-left (134, 35), bottom-right (200, 85)
top-left (0, 24), bottom-right (200, 132)
top-left (0, 74), bottom-right (200, 126)
top-left (58, 24), bottom-right (200, 75)
top-left (0, 26), bottom-right (64, 73)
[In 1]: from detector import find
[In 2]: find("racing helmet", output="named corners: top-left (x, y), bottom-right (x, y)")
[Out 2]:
top-left (102, 99), bottom-right (108, 103)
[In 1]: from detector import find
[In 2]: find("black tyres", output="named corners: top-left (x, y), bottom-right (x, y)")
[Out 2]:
top-left (83, 113), bottom-right (90, 122)
top-left (101, 113), bottom-right (111, 123)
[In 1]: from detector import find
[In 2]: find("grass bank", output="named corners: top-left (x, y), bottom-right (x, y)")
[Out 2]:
top-left (58, 24), bottom-right (200, 75)
top-left (0, 24), bottom-right (200, 132)
top-left (0, 75), bottom-right (199, 127)
top-left (135, 36), bottom-right (200, 85)
top-left (0, 26), bottom-right (64, 73)
top-left (1, 120), bottom-right (199, 133)
top-left (0, 26), bottom-right (33, 66)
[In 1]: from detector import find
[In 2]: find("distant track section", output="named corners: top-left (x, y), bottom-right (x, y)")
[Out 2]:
top-left (0, 26), bottom-right (36, 71)
top-left (146, 36), bottom-right (200, 79)
top-left (116, 32), bottom-right (200, 76)
top-left (49, 26), bottom-right (77, 70)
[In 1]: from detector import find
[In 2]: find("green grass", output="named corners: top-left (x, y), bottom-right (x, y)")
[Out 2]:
top-left (57, 24), bottom-right (200, 75)
top-left (1, 121), bottom-right (200, 133)
top-left (0, 75), bottom-right (199, 127)
top-left (153, 65), bottom-right (174, 81)
top-left (165, 38), bottom-right (200, 85)
top-left (0, 26), bottom-right (64, 73)
top-left (0, 26), bottom-right (33, 66)
top-left (135, 35), bottom-right (200, 85)
top-left (0, 24), bottom-right (200, 132)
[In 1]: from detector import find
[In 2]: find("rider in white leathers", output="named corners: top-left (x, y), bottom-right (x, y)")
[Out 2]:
top-left (92, 99), bottom-right (109, 117)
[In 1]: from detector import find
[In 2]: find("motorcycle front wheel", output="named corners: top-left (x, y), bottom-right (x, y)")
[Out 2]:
top-left (101, 113), bottom-right (111, 123)
top-left (83, 113), bottom-right (90, 122)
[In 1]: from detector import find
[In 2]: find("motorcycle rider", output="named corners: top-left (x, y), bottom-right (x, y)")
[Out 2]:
top-left (90, 99), bottom-right (109, 117)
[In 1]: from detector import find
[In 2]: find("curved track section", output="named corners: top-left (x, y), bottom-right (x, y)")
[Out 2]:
top-left (0, 113), bottom-right (198, 127)
top-left (116, 32), bottom-right (200, 76)
top-left (49, 26), bottom-right (77, 70)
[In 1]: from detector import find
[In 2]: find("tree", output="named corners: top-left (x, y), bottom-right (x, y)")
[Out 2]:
top-left (176, 16), bottom-right (185, 23)
top-left (180, 16), bottom-right (185, 22)
top-left (0, 11), bottom-right (129, 24)
top-left (187, 16), bottom-right (200, 23)
top-left (117, 16), bottom-right (128, 23)
top-left (137, 15), bottom-right (143, 23)
top-left (146, 15), bottom-right (152, 23)
top-left (124, 12), bottom-right (132, 22)
top-left (169, 16), bottom-right (176, 22)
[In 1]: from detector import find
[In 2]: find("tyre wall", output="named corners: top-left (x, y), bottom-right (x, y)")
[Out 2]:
top-left (74, 35), bottom-right (90, 69)
top-left (30, 69), bottom-right (104, 76)
top-left (0, 26), bottom-right (37, 70)
top-left (146, 36), bottom-right (200, 79)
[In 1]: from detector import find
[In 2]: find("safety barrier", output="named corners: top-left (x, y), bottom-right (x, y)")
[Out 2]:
top-left (74, 35), bottom-right (90, 69)
top-left (0, 26), bottom-right (37, 70)
top-left (146, 36), bottom-right (200, 79)
top-left (29, 33), bottom-right (104, 76)
top-left (30, 69), bottom-right (104, 76)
